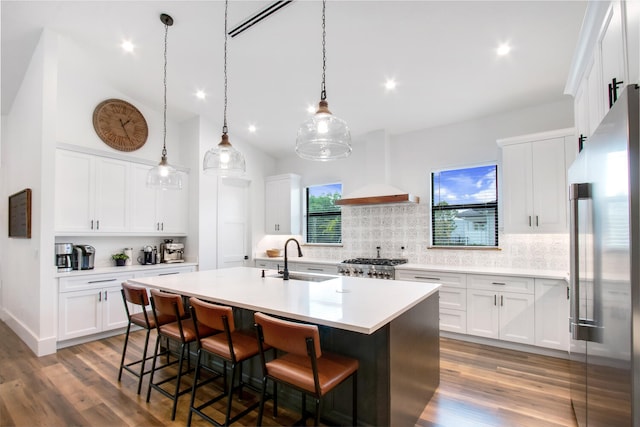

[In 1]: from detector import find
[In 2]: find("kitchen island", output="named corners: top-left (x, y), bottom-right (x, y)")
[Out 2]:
top-left (130, 266), bottom-right (440, 426)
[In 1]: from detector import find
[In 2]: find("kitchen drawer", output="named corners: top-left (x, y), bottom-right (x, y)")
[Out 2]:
top-left (255, 260), bottom-right (281, 270)
top-left (440, 285), bottom-right (467, 310)
top-left (440, 308), bottom-right (467, 334)
top-left (289, 262), bottom-right (337, 274)
top-left (396, 269), bottom-right (466, 288)
top-left (133, 265), bottom-right (196, 278)
top-left (467, 274), bottom-right (534, 294)
top-left (59, 272), bottom-right (132, 292)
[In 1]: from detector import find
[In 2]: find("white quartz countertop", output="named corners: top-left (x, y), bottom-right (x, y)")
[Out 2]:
top-left (396, 263), bottom-right (568, 280)
top-left (54, 262), bottom-right (199, 278)
top-left (129, 266), bottom-right (439, 335)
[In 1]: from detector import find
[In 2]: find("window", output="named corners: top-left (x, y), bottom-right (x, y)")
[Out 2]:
top-left (305, 183), bottom-right (342, 244)
top-left (431, 165), bottom-right (498, 247)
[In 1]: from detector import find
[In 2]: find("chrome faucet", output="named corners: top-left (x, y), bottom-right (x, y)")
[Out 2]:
top-left (283, 238), bottom-right (303, 280)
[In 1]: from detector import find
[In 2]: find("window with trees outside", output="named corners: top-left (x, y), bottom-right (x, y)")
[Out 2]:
top-left (431, 165), bottom-right (498, 247)
top-left (305, 183), bottom-right (342, 244)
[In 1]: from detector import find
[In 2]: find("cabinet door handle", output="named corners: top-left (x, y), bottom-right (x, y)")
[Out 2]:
top-left (98, 291), bottom-right (102, 302)
top-left (161, 222), bottom-right (164, 231)
top-left (492, 282), bottom-right (506, 286)
top-left (307, 268), bottom-right (323, 272)
top-left (501, 295), bottom-right (504, 306)
top-left (528, 216), bottom-right (532, 227)
top-left (159, 272), bottom-right (179, 276)
top-left (414, 276), bottom-right (441, 281)
top-left (96, 220), bottom-right (100, 230)
top-left (535, 216), bottom-right (539, 227)
top-left (91, 219), bottom-right (94, 230)
top-left (494, 295), bottom-right (497, 306)
top-left (104, 290), bottom-right (108, 301)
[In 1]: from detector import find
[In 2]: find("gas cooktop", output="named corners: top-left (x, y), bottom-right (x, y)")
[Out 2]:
top-left (341, 258), bottom-right (408, 266)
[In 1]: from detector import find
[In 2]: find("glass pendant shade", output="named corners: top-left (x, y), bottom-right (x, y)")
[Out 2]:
top-left (296, 100), bottom-right (352, 161)
top-left (203, 134), bottom-right (246, 177)
top-left (147, 155), bottom-right (182, 189)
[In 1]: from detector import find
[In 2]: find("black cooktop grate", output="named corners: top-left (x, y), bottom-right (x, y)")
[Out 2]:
top-left (341, 258), bottom-right (408, 266)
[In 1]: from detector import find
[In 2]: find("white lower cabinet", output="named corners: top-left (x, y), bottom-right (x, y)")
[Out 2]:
top-left (535, 278), bottom-right (570, 351)
top-left (58, 274), bottom-right (132, 341)
top-left (58, 265), bottom-right (197, 343)
top-left (288, 261), bottom-right (337, 274)
top-left (396, 269), bottom-right (467, 333)
top-left (466, 275), bottom-right (535, 345)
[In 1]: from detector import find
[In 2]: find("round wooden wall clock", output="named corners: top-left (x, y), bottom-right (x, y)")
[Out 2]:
top-left (92, 99), bottom-right (148, 151)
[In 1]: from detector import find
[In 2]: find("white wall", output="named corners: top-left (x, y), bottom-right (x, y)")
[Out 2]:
top-left (1, 29), bottom-right (58, 355)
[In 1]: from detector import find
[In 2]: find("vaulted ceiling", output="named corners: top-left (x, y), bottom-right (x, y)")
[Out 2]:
top-left (1, 1), bottom-right (586, 157)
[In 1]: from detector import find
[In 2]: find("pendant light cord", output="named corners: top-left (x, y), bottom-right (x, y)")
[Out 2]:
top-left (320, 0), bottom-right (327, 101)
top-left (223, 0), bottom-right (229, 135)
top-left (162, 19), bottom-right (169, 157)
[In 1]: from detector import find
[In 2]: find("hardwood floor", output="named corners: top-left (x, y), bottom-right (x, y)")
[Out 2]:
top-left (0, 321), bottom-right (577, 426)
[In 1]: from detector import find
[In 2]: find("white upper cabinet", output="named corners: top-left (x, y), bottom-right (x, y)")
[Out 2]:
top-left (55, 150), bottom-right (129, 233)
top-left (265, 174), bottom-right (301, 235)
top-left (498, 129), bottom-right (575, 234)
top-left (56, 148), bottom-right (188, 236)
top-left (130, 163), bottom-right (189, 235)
top-left (565, 1), bottom-right (637, 142)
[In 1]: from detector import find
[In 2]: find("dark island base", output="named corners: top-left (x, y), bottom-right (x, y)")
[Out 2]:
top-left (228, 291), bottom-right (440, 426)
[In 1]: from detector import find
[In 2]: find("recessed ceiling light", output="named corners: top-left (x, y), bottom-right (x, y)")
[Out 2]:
top-left (248, 124), bottom-right (257, 133)
top-left (384, 79), bottom-right (397, 91)
top-left (497, 43), bottom-right (511, 56)
top-left (121, 40), bottom-right (135, 53)
top-left (195, 90), bottom-right (206, 100)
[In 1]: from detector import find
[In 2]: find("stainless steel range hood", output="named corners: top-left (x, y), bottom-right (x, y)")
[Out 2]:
top-left (335, 130), bottom-right (420, 206)
top-left (335, 184), bottom-right (419, 206)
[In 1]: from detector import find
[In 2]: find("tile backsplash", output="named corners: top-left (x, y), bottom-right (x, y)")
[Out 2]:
top-left (257, 204), bottom-right (569, 272)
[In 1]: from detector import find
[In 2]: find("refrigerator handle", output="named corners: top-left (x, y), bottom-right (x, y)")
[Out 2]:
top-left (569, 182), bottom-right (601, 342)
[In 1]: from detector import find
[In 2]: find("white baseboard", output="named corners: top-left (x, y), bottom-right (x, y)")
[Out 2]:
top-left (2, 308), bottom-right (57, 356)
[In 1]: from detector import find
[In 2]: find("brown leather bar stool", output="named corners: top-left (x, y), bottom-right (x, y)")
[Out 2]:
top-left (146, 289), bottom-right (217, 421)
top-left (254, 312), bottom-right (359, 426)
top-left (187, 297), bottom-right (264, 426)
top-left (118, 282), bottom-right (174, 394)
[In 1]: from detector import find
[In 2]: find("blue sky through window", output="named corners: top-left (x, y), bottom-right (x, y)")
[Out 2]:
top-left (433, 165), bottom-right (497, 205)
top-left (309, 183), bottom-right (342, 197)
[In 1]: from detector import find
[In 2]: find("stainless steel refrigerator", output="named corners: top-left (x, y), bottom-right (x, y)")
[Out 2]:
top-left (569, 84), bottom-right (639, 427)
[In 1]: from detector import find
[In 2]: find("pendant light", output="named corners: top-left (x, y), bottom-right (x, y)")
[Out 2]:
top-left (147, 13), bottom-right (182, 190)
top-left (295, 0), bottom-right (351, 161)
top-left (203, 0), bottom-right (246, 176)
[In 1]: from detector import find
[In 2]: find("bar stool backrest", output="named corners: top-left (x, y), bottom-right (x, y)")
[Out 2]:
top-left (254, 312), bottom-right (322, 358)
top-left (122, 283), bottom-right (149, 307)
top-left (189, 297), bottom-right (235, 332)
top-left (150, 289), bottom-right (184, 319)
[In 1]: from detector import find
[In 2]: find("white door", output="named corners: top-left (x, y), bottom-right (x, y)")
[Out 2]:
top-left (217, 177), bottom-right (250, 269)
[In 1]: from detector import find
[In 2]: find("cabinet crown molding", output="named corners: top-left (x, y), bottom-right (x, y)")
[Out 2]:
top-left (496, 127), bottom-right (576, 147)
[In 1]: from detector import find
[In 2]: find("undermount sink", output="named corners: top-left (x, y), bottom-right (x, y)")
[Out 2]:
top-left (268, 272), bottom-right (336, 282)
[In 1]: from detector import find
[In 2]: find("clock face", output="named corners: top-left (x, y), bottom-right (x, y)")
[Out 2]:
top-left (92, 99), bottom-right (148, 151)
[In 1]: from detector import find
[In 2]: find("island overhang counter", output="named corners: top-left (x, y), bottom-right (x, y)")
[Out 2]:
top-left (130, 266), bottom-right (440, 426)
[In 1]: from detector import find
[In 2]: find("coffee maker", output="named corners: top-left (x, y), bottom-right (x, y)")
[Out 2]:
top-left (73, 245), bottom-right (95, 270)
top-left (160, 240), bottom-right (185, 263)
top-left (55, 243), bottom-right (74, 272)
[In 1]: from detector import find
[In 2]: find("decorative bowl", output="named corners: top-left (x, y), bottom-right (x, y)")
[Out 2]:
top-left (266, 249), bottom-right (282, 258)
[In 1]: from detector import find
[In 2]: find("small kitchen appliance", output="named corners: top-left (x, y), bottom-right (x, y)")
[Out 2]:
top-left (73, 245), bottom-right (95, 270)
top-left (55, 243), bottom-right (74, 272)
top-left (138, 245), bottom-right (157, 265)
top-left (160, 240), bottom-right (184, 263)
top-left (338, 258), bottom-right (407, 279)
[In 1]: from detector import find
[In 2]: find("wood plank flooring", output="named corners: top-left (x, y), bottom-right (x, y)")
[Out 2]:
top-left (0, 321), bottom-right (577, 426)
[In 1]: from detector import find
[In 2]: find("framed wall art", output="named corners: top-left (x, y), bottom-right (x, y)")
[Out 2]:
top-left (8, 188), bottom-right (32, 238)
